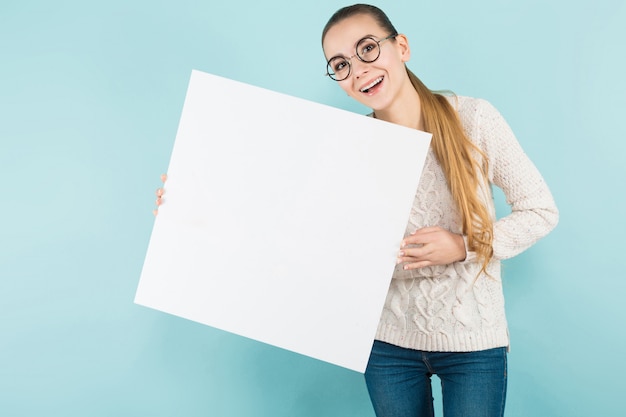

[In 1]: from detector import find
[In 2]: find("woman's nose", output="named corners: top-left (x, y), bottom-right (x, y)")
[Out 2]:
top-left (351, 59), bottom-right (369, 79)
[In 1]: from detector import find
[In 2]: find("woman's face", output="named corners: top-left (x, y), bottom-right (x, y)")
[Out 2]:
top-left (322, 13), bottom-right (411, 112)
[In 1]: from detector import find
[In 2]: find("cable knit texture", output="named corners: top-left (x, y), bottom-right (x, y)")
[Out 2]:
top-left (375, 96), bottom-right (558, 352)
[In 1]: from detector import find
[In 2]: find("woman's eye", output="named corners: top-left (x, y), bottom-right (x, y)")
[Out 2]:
top-left (360, 42), bottom-right (376, 55)
top-left (334, 60), bottom-right (348, 71)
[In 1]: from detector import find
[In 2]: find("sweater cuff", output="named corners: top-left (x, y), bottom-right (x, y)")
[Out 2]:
top-left (461, 235), bottom-right (478, 263)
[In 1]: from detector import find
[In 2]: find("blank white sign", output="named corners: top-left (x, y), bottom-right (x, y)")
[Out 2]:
top-left (135, 70), bottom-right (431, 372)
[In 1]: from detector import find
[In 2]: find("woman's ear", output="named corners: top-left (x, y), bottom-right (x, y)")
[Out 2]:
top-left (395, 34), bottom-right (411, 63)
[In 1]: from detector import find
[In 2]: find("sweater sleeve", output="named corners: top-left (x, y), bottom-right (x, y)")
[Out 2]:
top-left (475, 99), bottom-right (559, 260)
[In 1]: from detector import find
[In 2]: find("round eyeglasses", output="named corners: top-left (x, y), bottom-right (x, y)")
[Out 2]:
top-left (325, 33), bottom-right (398, 82)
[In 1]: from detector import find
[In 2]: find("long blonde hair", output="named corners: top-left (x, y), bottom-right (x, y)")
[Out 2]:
top-left (406, 69), bottom-right (493, 274)
top-left (323, 4), bottom-right (494, 274)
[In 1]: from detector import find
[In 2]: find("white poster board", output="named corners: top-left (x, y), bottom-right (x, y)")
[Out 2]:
top-left (135, 70), bottom-right (431, 372)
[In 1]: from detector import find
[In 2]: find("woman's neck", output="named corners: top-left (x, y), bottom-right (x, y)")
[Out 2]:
top-left (373, 83), bottom-right (424, 131)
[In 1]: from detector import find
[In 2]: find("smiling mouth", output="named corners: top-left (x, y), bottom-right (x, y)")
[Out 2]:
top-left (360, 76), bottom-right (384, 93)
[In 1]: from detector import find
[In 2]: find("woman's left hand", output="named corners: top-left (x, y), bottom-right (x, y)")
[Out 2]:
top-left (152, 173), bottom-right (168, 216)
top-left (397, 226), bottom-right (466, 270)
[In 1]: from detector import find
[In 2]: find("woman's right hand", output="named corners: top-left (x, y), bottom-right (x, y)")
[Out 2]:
top-left (153, 173), bottom-right (167, 216)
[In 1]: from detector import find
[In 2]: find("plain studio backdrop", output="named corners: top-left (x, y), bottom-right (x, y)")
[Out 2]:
top-left (1, 0), bottom-right (624, 416)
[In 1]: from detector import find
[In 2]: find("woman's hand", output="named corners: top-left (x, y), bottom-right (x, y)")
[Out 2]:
top-left (397, 226), bottom-right (466, 270)
top-left (153, 173), bottom-right (167, 216)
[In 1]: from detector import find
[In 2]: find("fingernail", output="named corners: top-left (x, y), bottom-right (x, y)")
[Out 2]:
top-left (161, 173), bottom-right (168, 182)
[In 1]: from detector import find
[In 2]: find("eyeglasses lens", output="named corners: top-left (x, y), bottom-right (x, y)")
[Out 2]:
top-left (327, 57), bottom-right (350, 81)
top-left (356, 38), bottom-right (381, 63)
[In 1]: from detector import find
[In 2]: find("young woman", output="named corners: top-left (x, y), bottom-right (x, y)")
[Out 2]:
top-left (321, 4), bottom-right (558, 417)
top-left (155, 3), bottom-right (558, 415)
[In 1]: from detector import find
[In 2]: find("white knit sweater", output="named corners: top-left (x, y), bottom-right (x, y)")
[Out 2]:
top-left (375, 96), bottom-right (559, 352)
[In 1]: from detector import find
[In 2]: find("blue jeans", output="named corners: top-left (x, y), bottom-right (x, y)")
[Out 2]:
top-left (365, 341), bottom-right (507, 417)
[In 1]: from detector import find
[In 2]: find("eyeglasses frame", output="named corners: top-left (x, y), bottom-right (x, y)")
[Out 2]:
top-left (325, 33), bottom-right (398, 81)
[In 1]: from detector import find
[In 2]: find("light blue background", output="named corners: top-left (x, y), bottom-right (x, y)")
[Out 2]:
top-left (1, 0), bottom-right (624, 416)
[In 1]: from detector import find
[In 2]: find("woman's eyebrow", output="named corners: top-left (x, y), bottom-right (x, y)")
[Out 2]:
top-left (329, 34), bottom-right (378, 59)
top-left (352, 34), bottom-right (376, 47)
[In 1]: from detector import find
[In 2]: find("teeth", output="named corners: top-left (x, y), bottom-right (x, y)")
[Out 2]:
top-left (360, 76), bottom-right (383, 92)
